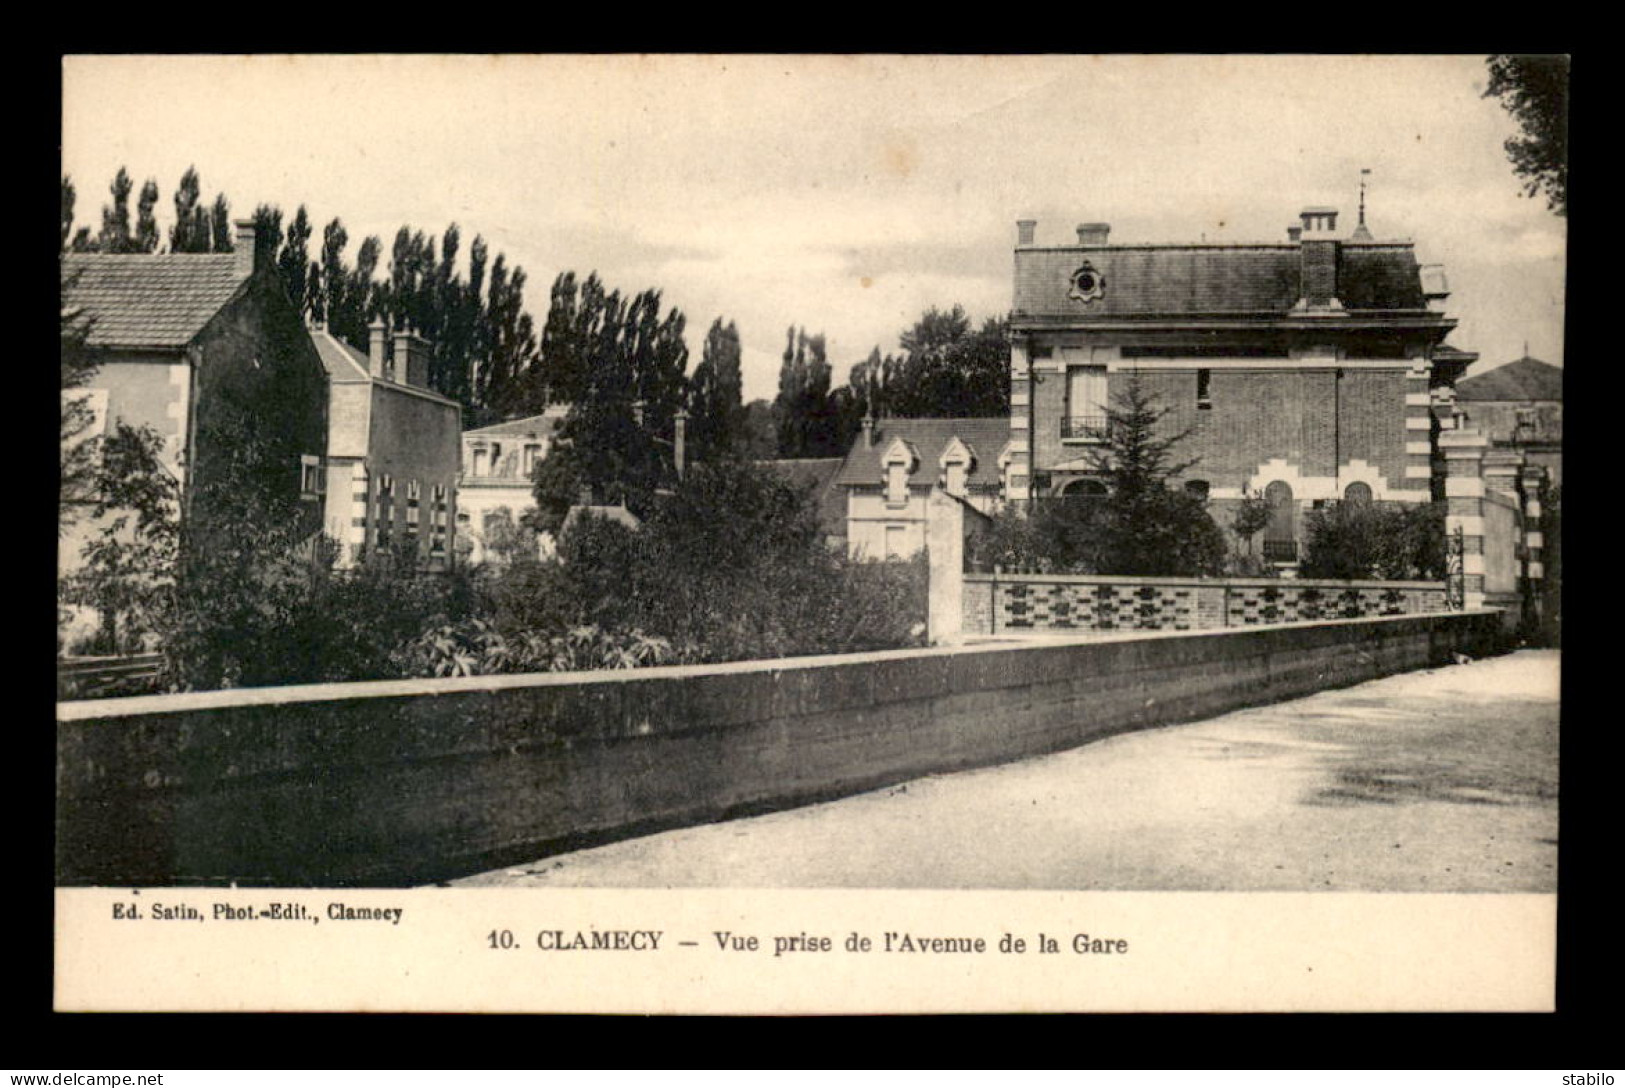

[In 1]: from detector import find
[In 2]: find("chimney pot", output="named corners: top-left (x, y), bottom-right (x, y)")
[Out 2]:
top-left (1016, 219), bottom-right (1037, 246)
top-left (1287, 225), bottom-right (1303, 242)
top-left (1076, 222), bottom-right (1111, 245)
top-left (232, 218), bottom-right (257, 279)
top-left (1298, 206), bottom-right (1340, 237)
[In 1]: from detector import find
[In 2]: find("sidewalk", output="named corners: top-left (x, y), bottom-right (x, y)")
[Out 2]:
top-left (453, 649), bottom-right (1559, 891)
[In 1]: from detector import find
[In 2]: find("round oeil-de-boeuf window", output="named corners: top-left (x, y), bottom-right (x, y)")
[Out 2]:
top-left (1068, 262), bottom-right (1105, 303)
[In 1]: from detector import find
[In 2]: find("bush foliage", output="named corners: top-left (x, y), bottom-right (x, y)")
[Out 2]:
top-left (1299, 500), bottom-right (1447, 581)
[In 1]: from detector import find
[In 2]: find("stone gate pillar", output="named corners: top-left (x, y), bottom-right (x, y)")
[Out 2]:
top-left (1440, 428), bottom-right (1488, 610)
top-left (927, 487), bottom-right (965, 646)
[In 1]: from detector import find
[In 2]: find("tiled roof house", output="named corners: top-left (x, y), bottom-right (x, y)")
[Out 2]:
top-left (60, 220), bottom-right (329, 562)
top-left (1007, 206), bottom-right (1471, 566)
top-left (834, 417), bottom-right (1009, 559)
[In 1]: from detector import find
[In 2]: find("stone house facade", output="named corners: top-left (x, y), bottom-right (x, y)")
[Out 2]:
top-left (1005, 208), bottom-right (1471, 567)
top-left (309, 319), bottom-right (462, 569)
top-left (456, 407), bottom-right (569, 563)
top-left (60, 222), bottom-right (329, 644)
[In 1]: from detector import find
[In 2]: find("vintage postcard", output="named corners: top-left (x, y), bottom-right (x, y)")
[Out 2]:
top-left (55, 53), bottom-right (1564, 1014)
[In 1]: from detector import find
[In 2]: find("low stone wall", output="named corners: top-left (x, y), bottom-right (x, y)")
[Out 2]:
top-left (57, 610), bottom-right (1502, 887)
top-left (962, 573), bottom-right (1448, 637)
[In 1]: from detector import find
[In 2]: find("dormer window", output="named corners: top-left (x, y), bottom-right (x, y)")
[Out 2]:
top-left (880, 437), bottom-right (917, 507)
top-left (938, 436), bottom-right (975, 499)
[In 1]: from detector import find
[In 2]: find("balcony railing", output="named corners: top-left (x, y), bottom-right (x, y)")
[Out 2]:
top-left (1262, 539), bottom-right (1299, 563)
top-left (1061, 414), bottom-right (1108, 442)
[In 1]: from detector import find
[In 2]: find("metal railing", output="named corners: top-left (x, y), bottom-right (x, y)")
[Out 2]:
top-left (1262, 539), bottom-right (1298, 563)
top-left (1061, 414), bottom-right (1108, 441)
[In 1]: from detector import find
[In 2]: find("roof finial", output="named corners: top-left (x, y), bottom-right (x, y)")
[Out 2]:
top-left (1351, 169), bottom-right (1374, 241)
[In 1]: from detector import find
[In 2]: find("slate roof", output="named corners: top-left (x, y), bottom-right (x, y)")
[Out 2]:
top-left (465, 407), bottom-right (571, 437)
top-left (755, 457), bottom-right (847, 538)
top-left (310, 326), bottom-right (372, 380)
top-left (1455, 357), bottom-right (1563, 403)
top-left (1012, 242), bottom-right (1429, 319)
top-left (833, 418), bottom-right (1011, 488)
top-left (61, 253), bottom-right (245, 349)
top-left (309, 325), bottom-right (462, 407)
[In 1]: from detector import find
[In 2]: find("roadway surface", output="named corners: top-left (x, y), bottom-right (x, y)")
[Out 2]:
top-left (452, 649), bottom-right (1559, 892)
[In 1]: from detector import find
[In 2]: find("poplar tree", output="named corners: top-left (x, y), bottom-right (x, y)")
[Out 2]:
top-left (97, 168), bottom-right (134, 253)
top-left (134, 180), bottom-right (161, 253)
top-left (170, 167), bottom-right (210, 252)
top-left (61, 176), bottom-right (76, 251)
top-left (687, 318), bottom-right (745, 463)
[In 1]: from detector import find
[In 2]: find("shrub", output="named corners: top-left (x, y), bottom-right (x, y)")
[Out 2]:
top-left (966, 488), bottom-right (1226, 577)
top-left (1300, 500), bottom-right (1446, 581)
top-left (498, 458), bottom-right (928, 667)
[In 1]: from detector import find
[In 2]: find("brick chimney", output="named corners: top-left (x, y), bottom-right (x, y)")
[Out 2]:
top-left (233, 218), bottom-right (257, 279)
top-left (1287, 225), bottom-right (1302, 242)
top-left (1016, 219), bottom-right (1037, 246)
top-left (398, 325), bottom-right (431, 388)
top-left (368, 319), bottom-right (389, 378)
top-left (1296, 207), bottom-right (1343, 311)
top-left (1076, 223), bottom-right (1111, 245)
top-left (862, 415), bottom-right (876, 447)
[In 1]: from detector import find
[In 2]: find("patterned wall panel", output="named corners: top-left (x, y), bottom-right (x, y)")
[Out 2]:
top-left (986, 577), bottom-right (1449, 634)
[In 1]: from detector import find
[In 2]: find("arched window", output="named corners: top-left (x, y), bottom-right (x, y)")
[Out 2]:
top-left (1184, 479), bottom-right (1210, 503)
top-left (1263, 480), bottom-right (1296, 562)
top-left (1343, 481), bottom-right (1373, 505)
top-left (1062, 478), bottom-right (1108, 500)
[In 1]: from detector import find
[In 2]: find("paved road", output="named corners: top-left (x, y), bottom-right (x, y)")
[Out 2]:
top-left (453, 649), bottom-right (1559, 892)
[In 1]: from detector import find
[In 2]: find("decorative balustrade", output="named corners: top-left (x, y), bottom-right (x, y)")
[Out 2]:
top-left (962, 571), bottom-right (1451, 636)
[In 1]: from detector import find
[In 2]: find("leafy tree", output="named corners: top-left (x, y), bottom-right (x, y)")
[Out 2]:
top-left (59, 269), bottom-right (102, 534)
top-left (740, 399), bottom-right (779, 459)
top-left (876, 306), bottom-right (1009, 419)
top-left (1300, 501), bottom-right (1446, 581)
top-left (1228, 488), bottom-right (1273, 573)
top-left (58, 422), bottom-right (180, 653)
top-left (529, 273), bottom-right (690, 528)
top-left (1484, 54), bottom-right (1569, 216)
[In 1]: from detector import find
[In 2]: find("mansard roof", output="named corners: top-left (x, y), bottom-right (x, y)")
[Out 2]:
top-left (1012, 241), bottom-right (1431, 321)
top-left (1455, 356), bottom-right (1563, 403)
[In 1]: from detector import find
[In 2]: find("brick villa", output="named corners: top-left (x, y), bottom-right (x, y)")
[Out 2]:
top-left (1004, 206), bottom-right (1473, 565)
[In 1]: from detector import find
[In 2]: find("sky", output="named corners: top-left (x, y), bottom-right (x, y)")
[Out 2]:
top-left (61, 54), bottom-right (1566, 404)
